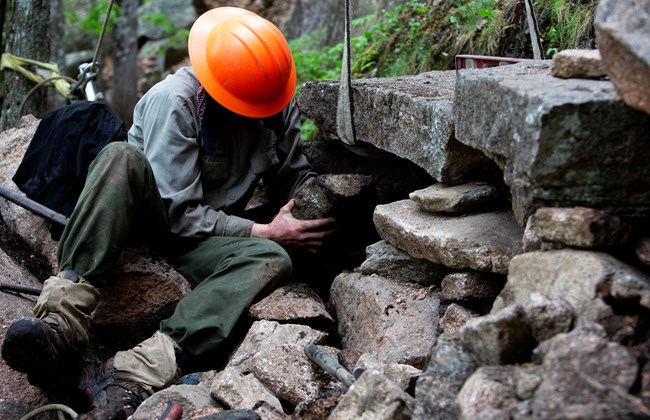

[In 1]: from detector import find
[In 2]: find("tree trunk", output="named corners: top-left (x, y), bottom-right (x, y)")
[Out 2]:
top-left (111, 0), bottom-right (139, 129)
top-left (49, 0), bottom-right (67, 112)
top-left (1, 0), bottom-right (51, 130)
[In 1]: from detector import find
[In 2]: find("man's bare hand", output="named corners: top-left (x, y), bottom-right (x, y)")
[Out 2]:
top-left (251, 200), bottom-right (336, 253)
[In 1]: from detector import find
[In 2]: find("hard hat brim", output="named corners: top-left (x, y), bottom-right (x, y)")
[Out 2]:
top-left (189, 7), bottom-right (297, 119)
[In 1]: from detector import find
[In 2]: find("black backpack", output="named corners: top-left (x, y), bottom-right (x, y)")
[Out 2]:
top-left (12, 101), bottom-right (127, 237)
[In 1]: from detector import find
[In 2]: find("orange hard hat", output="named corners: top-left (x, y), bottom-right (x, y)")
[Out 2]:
top-left (188, 7), bottom-right (297, 118)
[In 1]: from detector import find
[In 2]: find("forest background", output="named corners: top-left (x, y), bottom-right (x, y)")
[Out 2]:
top-left (0, 0), bottom-right (598, 136)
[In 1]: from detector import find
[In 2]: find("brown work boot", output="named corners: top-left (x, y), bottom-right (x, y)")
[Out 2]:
top-left (1, 314), bottom-right (82, 388)
top-left (78, 359), bottom-right (151, 420)
top-left (1, 271), bottom-right (99, 389)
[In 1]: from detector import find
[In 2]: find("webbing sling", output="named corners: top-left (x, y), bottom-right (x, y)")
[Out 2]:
top-left (524, 0), bottom-right (544, 60)
top-left (336, 0), bottom-right (358, 147)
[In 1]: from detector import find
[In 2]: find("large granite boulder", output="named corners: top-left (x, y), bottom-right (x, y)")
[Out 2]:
top-left (595, 0), bottom-right (650, 116)
top-left (455, 60), bottom-right (650, 225)
top-left (299, 72), bottom-right (500, 184)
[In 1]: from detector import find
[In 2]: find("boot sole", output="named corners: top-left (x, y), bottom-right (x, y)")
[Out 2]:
top-left (1, 317), bottom-right (79, 375)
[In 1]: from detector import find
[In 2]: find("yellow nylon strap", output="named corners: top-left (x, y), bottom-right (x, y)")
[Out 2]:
top-left (1, 52), bottom-right (73, 99)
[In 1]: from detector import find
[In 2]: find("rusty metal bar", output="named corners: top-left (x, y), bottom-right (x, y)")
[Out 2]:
top-left (304, 343), bottom-right (355, 388)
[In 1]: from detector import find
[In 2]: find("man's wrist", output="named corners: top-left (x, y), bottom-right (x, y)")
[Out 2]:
top-left (251, 223), bottom-right (269, 239)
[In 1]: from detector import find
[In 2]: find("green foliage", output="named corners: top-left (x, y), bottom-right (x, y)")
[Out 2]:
top-left (289, 29), bottom-right (342, 89)
top-left (64, 1), bottom-right (123, 35)
top-left (536, 0), bottom-right (597, 57)
top-left (141, 12), bottom-right (175, 36)
top-left (289, 0), bottom-right (448, 86)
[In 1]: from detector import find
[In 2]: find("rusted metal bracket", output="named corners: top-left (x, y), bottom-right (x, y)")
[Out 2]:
top-left (455, 54), bottom-right (531, 75)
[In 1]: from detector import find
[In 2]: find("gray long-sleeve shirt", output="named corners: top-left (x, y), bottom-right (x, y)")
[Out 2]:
top-left (128, 67), bottom-right (316, 238)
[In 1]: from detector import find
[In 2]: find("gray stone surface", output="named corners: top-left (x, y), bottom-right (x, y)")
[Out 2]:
top-left (247, 282), bottom-right (334, 330)
top-left (359, 240), bottom-right (450, 286)
top-left (492, 250), bottom-right (650, 330)
top-left (354, 353), bottom-right (422, 392)
top-left (330, 272), bottom-right (440, 369)
top-left (329, 370), bottom-right (416, 420)
top-left (292, 173), bottom-right (373, 220)
top-left (595, 0), bottom-right (650, 115)
top-left (457, 365), bottom-right (542, 420)
top-left (441, 272), bottom-right (506, 302)
top-left (374, 200), bottom-right (523, 274)
top-left (461, 305), bottom-right (536, 366)
top-left (211, 367), bottom-right (283, 411)
top-left (525, 293), bottom-right (575, 343)
top-left (0, 115), bottom-right (58, 269)
top-left (301, 138), bottom-right (434, 205)
top-left (299, 72), bottom-right (500, 184)
top-left (455, 60), bottom-right (650, 224)
top-left (226, 320), bottom-right (328, 374)
top-left (532, 206), bottom-right (633, 248)
top-left (439, 303), bottom-right (479, 335)
top-left (551, 49), bottom-right (607, 79)
top-left (413, 333), bottom-right (478, 420)
top-left (250, 344), bottom-right (342, 406)
top-left (409, 182), bottom-right (500, 214)
top-left (531, 326), bottom-right (647, 419)
top-left (522, 213), bottom-right (563, 252)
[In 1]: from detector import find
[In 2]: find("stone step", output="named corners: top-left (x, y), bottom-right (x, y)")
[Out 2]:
top-left (299, 72), bottom-right (499, 185)
top-left (373, 200), bottom-right (524, 274)
top-left (455, 60), bottom-right (650, 224)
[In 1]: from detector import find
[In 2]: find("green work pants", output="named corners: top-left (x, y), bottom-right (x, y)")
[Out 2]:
top-left (56, 142), bottom-right (291, 362)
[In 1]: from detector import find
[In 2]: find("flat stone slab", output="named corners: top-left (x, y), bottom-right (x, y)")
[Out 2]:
top-left (299, 72), bottom-right (499, 184)
top-left (455, 60), bottom-right (650, 224)
top-left (374, 200), bottom-right (523, 274)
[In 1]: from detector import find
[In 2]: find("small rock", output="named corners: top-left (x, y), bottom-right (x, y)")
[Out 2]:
top-left (525, 293), bottom-right (575, 342)
top-left (210, 367), bottom-right (283, 411)
top-left (359, 240), bottom-right (450, 286)
top-left (292, 174), bottom-right (373, 220)
top-left (532, 207), bottom-right (633, 248)
top-left (551, 49), bottom-right (607, 79)
top-left (354, 353), bottom-right (422, 392)
top-left (250, 344), bottom-right (342, 406)
top-left (439, 303), bottom-right (479, 334)
top-left (457, 365), bottom-right (542, 419)
top-left (293, 388), bottom-right (346, 419)
top-left (328, 370), bottom-right (416, 420)
top-left (440, 272), bottom-right (506, 302)
top-left (248, 282), bottom-right (334, 330)
top-left (226, 320), bottom-right (328, 374)
top-left (461, 305), bottom-right (536, 366)
top-left (374, 200), bottom-right (524, 274)
top-left (522, 214), bottom-right (563, 252)
top-left (409, 182), bottom-right (499, 214)
top-left (531, 326), bottom-right (644, 418)
top-left (414, 333), bottom-right (478, 420)
top-left (338, 348), bottom-right (363, 374)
